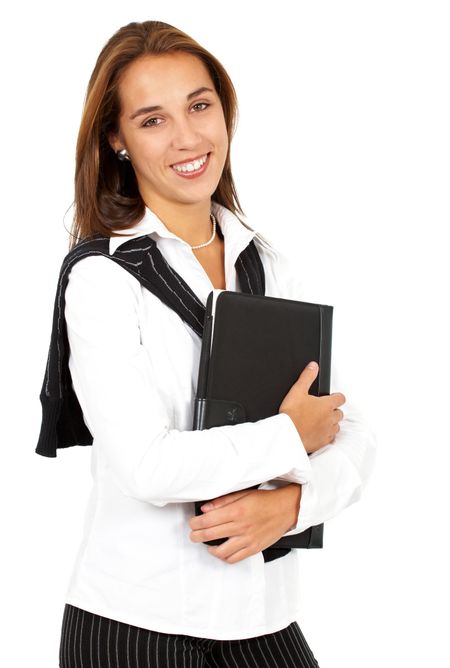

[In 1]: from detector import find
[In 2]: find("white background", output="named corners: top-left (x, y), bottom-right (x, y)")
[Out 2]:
top-left (1, 1), bottom-right (448, 666)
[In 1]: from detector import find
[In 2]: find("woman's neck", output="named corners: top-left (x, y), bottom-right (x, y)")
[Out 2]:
top-left (145, 199), bottom-right (215, 247)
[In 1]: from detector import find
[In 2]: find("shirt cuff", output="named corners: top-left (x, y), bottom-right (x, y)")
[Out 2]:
top-left (281, 479), bottom-right (316, 536)
top-left (268, 412), bottom-right (312, 484)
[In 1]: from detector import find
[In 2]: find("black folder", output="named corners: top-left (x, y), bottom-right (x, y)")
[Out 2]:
top-left (192, 289), bottom-right (333, 551)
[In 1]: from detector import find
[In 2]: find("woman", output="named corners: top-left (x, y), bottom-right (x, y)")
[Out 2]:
top-left (54, 19), bottom-right (376, 668)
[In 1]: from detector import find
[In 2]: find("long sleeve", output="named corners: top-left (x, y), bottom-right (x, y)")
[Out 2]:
top-left (64, 255), bottom-right (313, 507)
top-left (259, 357), bottom-right (377, 535)
top-left (258, 249), bottom-right (377, 534)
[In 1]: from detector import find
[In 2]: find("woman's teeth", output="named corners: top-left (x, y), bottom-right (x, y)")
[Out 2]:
top-left (172, 154), bottom-right (208, 173)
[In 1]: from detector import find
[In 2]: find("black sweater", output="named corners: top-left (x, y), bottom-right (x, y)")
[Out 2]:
top-left (35, 233), bottom-right (265, 458)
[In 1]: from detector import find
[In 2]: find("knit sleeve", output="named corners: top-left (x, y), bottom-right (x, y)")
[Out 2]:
top-left (64, 255), bottom-right (313, 507)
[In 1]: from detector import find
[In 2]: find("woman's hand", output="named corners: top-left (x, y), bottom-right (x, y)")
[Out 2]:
top-left (188, 484), bottom-right (302, 564)
top-left (279, 361), bottom-right (346, 453)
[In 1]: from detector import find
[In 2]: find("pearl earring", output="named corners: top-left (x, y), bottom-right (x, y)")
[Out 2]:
top-left (117, 149), bottom-right (131, 162)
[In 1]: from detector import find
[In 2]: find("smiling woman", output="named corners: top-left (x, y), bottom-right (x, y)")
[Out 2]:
top-left (69, 22), bottom-right (243, 255)
top-left (105, 51), bottom-right (229, 249)
top-left (52, 21), bottom-right (322, 667)
top-left (42, 17), bottom-right (375, 668)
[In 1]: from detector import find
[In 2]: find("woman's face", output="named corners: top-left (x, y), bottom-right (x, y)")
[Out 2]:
top-left (109, 52), bottom-right (229, 209)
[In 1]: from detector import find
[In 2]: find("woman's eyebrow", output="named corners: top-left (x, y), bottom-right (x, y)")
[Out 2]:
top-left (129, 86), bottom-right (214, 120)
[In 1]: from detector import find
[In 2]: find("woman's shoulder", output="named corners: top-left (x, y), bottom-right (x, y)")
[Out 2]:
top-left (252, 236), bottom-right (308, 302)
top-left (64, 250), bottom-right (143, 310)
top-left (62, 234), bottom-right (139, 279)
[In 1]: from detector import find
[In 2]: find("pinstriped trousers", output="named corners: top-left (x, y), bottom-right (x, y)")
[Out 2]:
top-left (59, 603), bottom-right (320, 667)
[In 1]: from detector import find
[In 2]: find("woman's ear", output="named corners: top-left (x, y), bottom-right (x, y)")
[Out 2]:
top-left (107, 132), bottom-right (121, 154)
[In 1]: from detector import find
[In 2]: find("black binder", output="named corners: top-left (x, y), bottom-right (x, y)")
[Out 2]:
top-left (192, 289), bottom-right (333, 551)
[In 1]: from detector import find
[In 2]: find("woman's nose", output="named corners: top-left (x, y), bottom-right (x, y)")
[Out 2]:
top-left (171, 115), bottom-right (203, 147)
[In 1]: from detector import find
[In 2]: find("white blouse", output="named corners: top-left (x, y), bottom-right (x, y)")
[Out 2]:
top-left (63, 200), bottom-right (376, 640)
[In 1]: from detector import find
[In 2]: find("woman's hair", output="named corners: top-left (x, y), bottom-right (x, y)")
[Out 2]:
top-left (68, 20), bottom-right (245, 251)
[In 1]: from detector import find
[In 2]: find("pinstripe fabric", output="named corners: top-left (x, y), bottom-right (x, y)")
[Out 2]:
top-left (59, 604), bottom-right (320, 667)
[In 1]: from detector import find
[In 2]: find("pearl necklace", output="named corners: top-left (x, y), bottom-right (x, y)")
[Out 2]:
top-left (190, 213), bottom-right (217, 250)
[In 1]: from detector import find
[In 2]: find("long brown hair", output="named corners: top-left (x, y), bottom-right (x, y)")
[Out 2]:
top-left (68, 20), bottom-right (246, 252)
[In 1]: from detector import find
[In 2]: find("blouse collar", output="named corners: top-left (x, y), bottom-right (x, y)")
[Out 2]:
top-left (109, 201), bottom-right (278, 260)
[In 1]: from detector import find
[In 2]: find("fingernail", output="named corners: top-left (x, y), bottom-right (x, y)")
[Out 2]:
top-left (201, 503), bottom-right (213, 511)
top-left (307, 361), bottom-right (318, 369)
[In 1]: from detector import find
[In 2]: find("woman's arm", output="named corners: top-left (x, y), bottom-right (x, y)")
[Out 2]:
top-left (260, 358), bottom-right (377, 536)
top-left (64, 255), bottom-right (313, 507)
top-left (257, 248), bottom-right (377, 534)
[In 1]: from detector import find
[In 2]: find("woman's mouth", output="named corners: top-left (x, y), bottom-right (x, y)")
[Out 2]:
top-left (170, 152), bottom-right (211, 179)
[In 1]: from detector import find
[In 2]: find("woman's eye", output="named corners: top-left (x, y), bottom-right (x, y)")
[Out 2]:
top-left (142, 102), bottom-right (210, 128)
top-left (142, 117), bottom-right (162, 128)
top-left (192, 102), bottom-right (210, 112)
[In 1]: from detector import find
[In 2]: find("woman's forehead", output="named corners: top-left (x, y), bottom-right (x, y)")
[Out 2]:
top-left (118, 52), bottom-right (212, 105)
